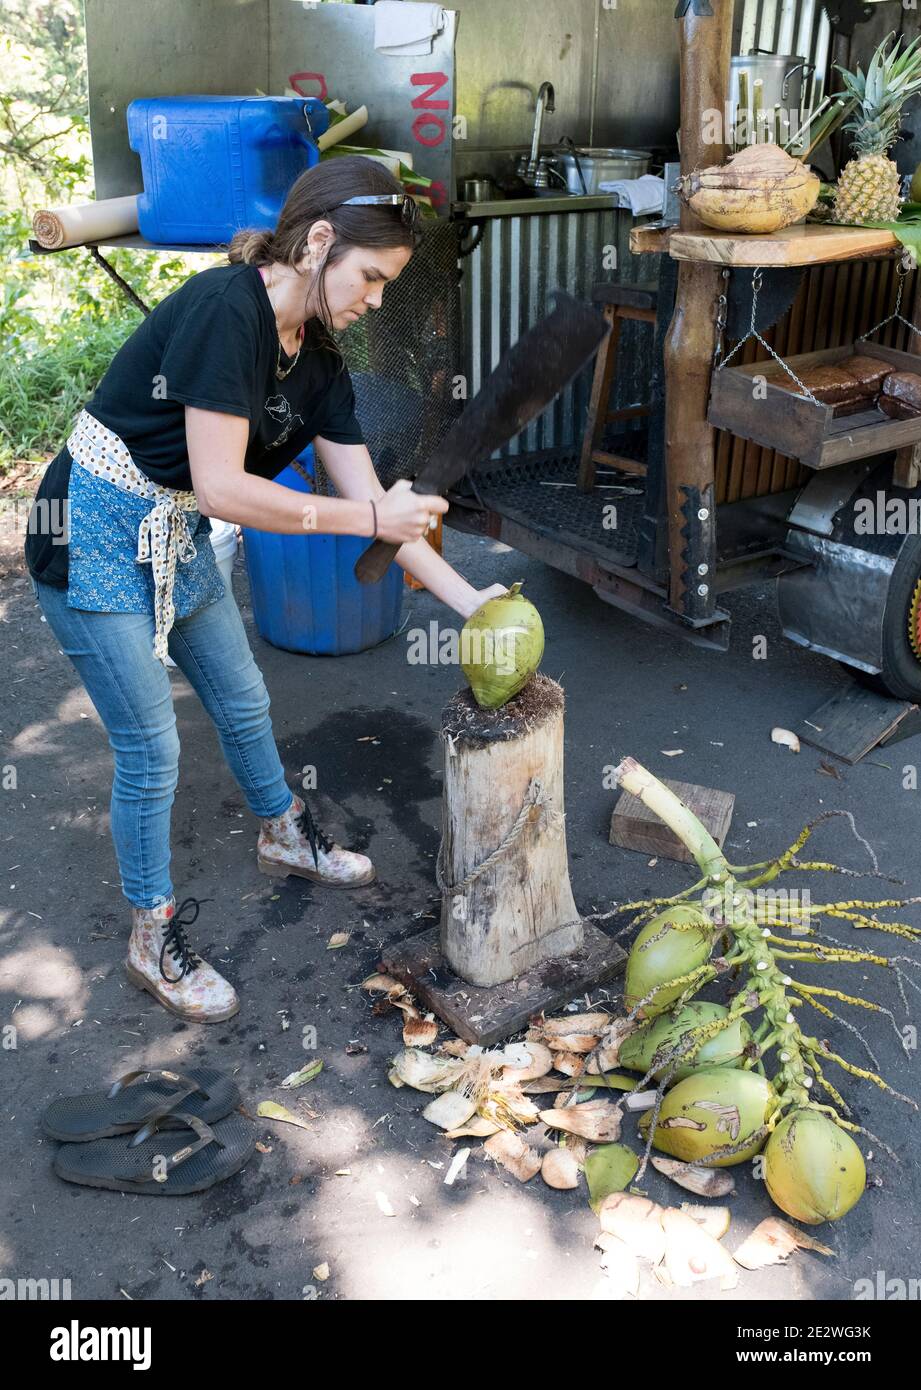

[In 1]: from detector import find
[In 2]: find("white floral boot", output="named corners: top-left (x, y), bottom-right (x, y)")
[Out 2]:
top-left (257, 793), bottom-right (375, 887)
top-left (126, 896), bottom-right (240, 1023)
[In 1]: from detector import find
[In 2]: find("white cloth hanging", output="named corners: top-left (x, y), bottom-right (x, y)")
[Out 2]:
top-left (373, 2), bottom-right (446, 57)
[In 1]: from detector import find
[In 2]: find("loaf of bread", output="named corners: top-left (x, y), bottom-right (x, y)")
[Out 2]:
top-left (837, 354), bottom-right (892, 394)
top-left (881, 371), bottom-right (921, 411)
top-left (832, 398), bottom-right (875, 418)
top-left (793, 364), bottom-right (868, 405)
top-left (878, 394), bottom-right (921, 420)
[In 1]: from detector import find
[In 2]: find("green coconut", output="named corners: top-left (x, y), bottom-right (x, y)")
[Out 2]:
top-left (764, 1109), bottom-right (866, 1224)
top-left (623, 905), bottom-right (716, 1017)
top-left (640, 1067), bottom-right (777, 1167)
top-left (620, 1002), bottom-right (752, 1083)
top-left (460, 581), bottom-right (545, 710)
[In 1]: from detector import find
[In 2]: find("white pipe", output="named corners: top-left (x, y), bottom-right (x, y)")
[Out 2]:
top-left (796, 0), bottom-right (817, 71)
top-left (759, 0), bottom-right (779, 53)
top-left (739, 0), bottom-right (759, 56)
top-left (813, 9), bottom-right (832, 107)
top-left (778, 0), bottom-right (797, 55)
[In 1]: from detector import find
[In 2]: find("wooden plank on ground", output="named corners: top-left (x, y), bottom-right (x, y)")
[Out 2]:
top-left (610, 778), bottom-right (735, 864)
top-left (799, 684), bottom-right (918, 764)
top-left (381, 923), bottom-right (625, 1047)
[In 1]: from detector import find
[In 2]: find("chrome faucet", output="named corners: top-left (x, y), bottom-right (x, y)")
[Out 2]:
top-left (522, 81), bottom-right (555, 187)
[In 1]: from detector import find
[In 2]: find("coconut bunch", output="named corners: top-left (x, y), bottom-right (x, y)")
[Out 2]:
top-left (605, 758), bottom-right (920, 1224)
top-left (678, 143), bottom-right (820, 234)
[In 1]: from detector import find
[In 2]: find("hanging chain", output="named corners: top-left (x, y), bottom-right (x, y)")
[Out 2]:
top-left (716, 267), bottom-right (821, 405)
top-left (713, 267), bottom-right (729, 366)
top-left (858, 253), bottom-right (921, 345)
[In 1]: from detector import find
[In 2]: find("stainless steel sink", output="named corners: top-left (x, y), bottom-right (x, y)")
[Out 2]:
top-left (455, 191), bottom-right (627, 217)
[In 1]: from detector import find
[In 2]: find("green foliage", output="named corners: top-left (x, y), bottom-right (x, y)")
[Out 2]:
top-left (0, 314), bottom-right (140, 468)
top-left (0, 1), bottom-right (204, 471)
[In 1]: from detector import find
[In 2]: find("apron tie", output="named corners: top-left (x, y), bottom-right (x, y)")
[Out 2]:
top-left (136, 498), bottom-right (199, 662)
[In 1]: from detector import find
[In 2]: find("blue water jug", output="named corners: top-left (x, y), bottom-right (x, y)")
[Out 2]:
top-left (127, 96), bottom-right (330, 244)
top-left (241, 452), bottom-right (405, 656)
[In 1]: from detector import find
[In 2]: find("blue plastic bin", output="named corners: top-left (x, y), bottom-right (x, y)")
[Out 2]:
top-left (241, 452), bottom-right (405, 656)
top-left (127, 96), bottom-right (329, 244)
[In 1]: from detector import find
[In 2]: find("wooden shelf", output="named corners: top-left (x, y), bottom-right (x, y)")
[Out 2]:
top-left (668, 223), bottom-right (900, 267)
top-left (629, 224), bottom-right (672, 256)
top-left (29, 233), bottom-right (221, 255)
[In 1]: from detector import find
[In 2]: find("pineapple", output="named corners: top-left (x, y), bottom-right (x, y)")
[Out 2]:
top-left (834, 31), bottom-right (921, 226)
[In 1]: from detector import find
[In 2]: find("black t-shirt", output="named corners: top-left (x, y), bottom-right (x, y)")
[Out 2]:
top-left (26, 262), bottom-right (364, 587)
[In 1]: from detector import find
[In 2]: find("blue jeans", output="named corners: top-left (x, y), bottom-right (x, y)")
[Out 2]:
top-left (32, 581), bottom-right (294, 908)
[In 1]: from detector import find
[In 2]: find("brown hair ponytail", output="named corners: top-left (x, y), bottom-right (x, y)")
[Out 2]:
top-left (228, 228), bottom-right (277, 266)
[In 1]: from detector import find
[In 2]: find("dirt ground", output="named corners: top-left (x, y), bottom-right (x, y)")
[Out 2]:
top-left (1, 490), bottom-right (918, 1302)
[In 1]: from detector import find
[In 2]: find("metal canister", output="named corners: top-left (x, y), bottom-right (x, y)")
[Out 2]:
top-left (730, 53), bottom-right (814, 147)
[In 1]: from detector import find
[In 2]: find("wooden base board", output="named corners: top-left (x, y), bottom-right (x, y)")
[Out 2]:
top-left (610, 777), bottom-right (735, 864)
top-left (380, 923), bottom-right (626, 1047)
top-left (799, 684), bottom-right (921, 765)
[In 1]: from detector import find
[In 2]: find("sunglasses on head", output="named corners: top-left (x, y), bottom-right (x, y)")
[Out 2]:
top-left (339, 192), bottom-right (420, 229)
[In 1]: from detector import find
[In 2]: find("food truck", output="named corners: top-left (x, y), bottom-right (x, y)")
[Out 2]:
top-left (44, 0), bottom-right (921, 706)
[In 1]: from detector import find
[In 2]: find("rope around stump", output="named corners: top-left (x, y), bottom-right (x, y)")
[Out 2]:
top-left (435, 777), bottom-right (566, 898)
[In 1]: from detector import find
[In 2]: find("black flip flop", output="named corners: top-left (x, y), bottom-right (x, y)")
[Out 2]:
top-left (53, 1111), bottom-right (257, 1195)
top-left (41, 1067), bottom-right (240, 1142)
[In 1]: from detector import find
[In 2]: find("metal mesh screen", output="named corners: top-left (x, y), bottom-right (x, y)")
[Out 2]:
top-left (469, 436), bottom-right (647, 569)
top-left (317, 220), bottom-right (463, 495)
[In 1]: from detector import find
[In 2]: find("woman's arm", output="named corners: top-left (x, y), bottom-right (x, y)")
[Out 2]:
top-left (185, 408), bottom-right (446, 546)
top-left (314, 436), bottom-right (506, 620)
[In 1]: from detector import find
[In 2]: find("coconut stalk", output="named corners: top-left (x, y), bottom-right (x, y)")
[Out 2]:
top-left (735, 69), bottom-right (750, 151)
top-left (609, 758), bottom-right (919, 1220)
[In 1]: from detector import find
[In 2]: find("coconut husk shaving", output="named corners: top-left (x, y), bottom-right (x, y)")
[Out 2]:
top-left (483, 1129), bottom-right (542, 1182)
top-left (599, 1193), bottom-right (739, 1292)
top-left (540, 1099), bottom-right (622, 1142)
top-left (733, 1217), bottom-right (834, 1270)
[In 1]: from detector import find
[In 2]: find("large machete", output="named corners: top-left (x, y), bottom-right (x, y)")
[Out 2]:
top-left (354, 292), bottom-right (609, 584)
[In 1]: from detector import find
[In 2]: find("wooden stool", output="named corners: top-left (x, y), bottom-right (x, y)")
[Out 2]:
top-left (578, 281), bottom-right (658, 492)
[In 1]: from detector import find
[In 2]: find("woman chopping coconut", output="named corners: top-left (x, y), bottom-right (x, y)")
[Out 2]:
top-left (25, 155), bottom-right (507, 1024)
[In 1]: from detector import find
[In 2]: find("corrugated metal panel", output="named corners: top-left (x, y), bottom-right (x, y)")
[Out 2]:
top-left (460, 209), bottom-right (660, 454)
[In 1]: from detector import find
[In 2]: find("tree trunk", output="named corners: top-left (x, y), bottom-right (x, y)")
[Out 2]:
top-left (438, 674), bottom-right (582, 987)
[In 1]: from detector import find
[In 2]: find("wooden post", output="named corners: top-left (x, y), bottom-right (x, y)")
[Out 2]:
top-left (438, 674), bottom-right (582, 987)
top-left (664, 0), bottom-right (733, 619)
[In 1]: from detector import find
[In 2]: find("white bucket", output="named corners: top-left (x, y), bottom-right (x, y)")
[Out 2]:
top-left (209, 519), bottom-right (238, 594)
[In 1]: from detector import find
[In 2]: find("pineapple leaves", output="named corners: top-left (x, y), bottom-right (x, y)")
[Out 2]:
top-left (835, 31), bottom-right (921, 159)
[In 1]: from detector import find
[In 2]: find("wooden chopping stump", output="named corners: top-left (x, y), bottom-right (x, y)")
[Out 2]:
top-left (438, 673), bottom-right (583, 987)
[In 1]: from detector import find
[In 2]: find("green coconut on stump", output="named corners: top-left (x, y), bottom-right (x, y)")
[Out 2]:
top-left (460, 581), bottom-right (545, 711)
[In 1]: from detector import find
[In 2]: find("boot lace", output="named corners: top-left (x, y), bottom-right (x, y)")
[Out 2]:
top-left (296, 801), bottom-right (334, 868)
top-left (159, 897), bottom-right (211, 984)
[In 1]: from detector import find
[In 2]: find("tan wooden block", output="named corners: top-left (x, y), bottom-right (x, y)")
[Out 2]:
top-left (610, 778), bottom-right (735, 864)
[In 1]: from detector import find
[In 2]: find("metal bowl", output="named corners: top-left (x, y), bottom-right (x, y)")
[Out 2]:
top-left (551, 146), bottom-right (651, 195)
